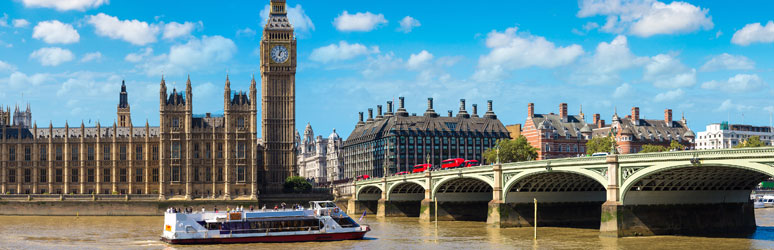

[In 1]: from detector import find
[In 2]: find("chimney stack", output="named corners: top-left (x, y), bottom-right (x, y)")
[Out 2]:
top-left (385, 101), bottom-right (394, 117)
top-left (457, 99), bottom-right (469, 118)
top-left (356, 112), bottom-right (364, 127)
top-left (484, 100), bottom-right (497, 119)
top-left (448, 110), bottom-right (453, 117)
top-left (631, 107), bottom-right (639, 125)
top-left (559, 103), bottom-right (568, 121)
top-left (600, 119), bottom-right (606, 128)
top-left (472, 104), bottom-right (479, 118)
top-left (376, 105), bottom-right (383, 119)
top-left (424, 98), bottom-right (438, 117)
top-left (593, 114), bottom-right (600, 127)
top-left (665, 109), bottom-right (673, 127)
top-left (528, 103), bottom-right (535, 118)
top-left (396, 97), bottom-right (408, 117)
top-left (367, 108), bottom-right (374, 123)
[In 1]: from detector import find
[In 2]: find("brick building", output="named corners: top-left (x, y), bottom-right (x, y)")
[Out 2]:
top-left (522, 103), bottom-right (594, 160)
top-left (592, 107), bottom-right (695, 154)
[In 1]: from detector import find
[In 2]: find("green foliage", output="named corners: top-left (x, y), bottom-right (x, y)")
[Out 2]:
top-left (483, 135), bottom-right (538, 164)
top-left (735, 136), bottom-right (767, 148)
top-left (668, 140), bottom-right (685, 151)
top-left (586, 136), bottom-right (614, 155)
top-left (283, 176), bottom-right (312, 193)
top-left (639, 144), bottom-right (667, 153)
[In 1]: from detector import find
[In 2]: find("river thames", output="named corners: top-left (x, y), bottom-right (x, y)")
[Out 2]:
top-left (2, 209), bottom-right (774, 250)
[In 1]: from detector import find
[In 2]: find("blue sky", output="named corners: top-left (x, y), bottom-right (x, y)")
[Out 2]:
top-left (1, 0), bottom-right (773, 138)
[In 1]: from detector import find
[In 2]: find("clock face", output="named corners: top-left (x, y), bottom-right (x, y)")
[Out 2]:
top-left (270, 45), bottom-right (289, 63)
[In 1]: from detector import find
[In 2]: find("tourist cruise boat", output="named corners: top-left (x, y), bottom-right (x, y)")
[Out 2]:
top-left (161, 201), bottom-right (370, 244)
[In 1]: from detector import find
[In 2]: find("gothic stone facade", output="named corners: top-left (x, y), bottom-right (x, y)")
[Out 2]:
top-left (295, 123), bottom-right (343, 184)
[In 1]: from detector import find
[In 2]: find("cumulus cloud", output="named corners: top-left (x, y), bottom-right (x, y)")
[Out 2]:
top-left (570, 35), bottom-right (648, 85)
top-left (236, 27), bottom-right (256, 37)
top-left (643, 54), bottom-right (696, 88)
top-left (6, 71), bottom-right (51, 89)
top-left (333, 11), bottom-right (387, 32)
top-left (473, 26), bottom-right (583, 82)
top-left (259, 4), bottom-right (315, 34)
top-left (0, 13), bottom-right (7, 27)
top-left (309, 41), bottom-right (379, 63)
top-left (163, 21), bottom-right (198, 40)
top-left (700, 53), bottom-right (755, 71)
top-left (87, 13), bottom-right (159, 45)
top-left (137, 36), bottom-right (236, 76)
top-left (0, 60), bottom-right (16, 72)
top-left (731, 21), bottom-right (774, 46)
top-left (701, 74), bottom-right (766, 92)
top-left (407, 50), bottom-right (433, 70)
top-left (397, 16), bottom-right (420, 33)
top-left (32, 20), bottom-right (80, 44)
top-left (653, 88), bottom-right (684, 102)
top-left (29, 47), bottom-right (75, 66)
top-left (80, 52), bottom-right (102, 62)
top-left (361, 52), bottom-right (403, 78)
top-left (716, 99), bottom-right (752, 112)
top-left (12, 19), bottom-right (30, 28)
top-left (578, 0), bottom-right (713, 37)
top-left (22, 0), bottom-right (108, 11)
top-left (125, 47), bottom-right (153, 62)
top-left (613, 83), bottom-right (632, 98)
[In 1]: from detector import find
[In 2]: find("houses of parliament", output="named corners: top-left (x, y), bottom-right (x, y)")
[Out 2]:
top-left (0, 0), bottom-right (297, 199)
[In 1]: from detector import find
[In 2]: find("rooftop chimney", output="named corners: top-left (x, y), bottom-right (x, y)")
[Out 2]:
top-left (472, 104), bottom-right (479, 118)
top-left (631, 107), bottom-right (639, 125)
top-left (385, 101), bottom-right (394, 117)
top-left (367, 108), bottom-right (374, 123)
top-left (356, 112), bottom-right (364, 127)
top-left (396, 97), bottom-right (408, 117)
top-left (376, 105), bottom-right (383, 119)
top-left (448, 110), bottom-right (453, 117)
top-left (457, 99), bottom-right (470, 118)
top-left (593, 114), bottom-right (600, 127)
top-left (528, 103), bottom-right (535, 118)
top-left (665, 109), bottom-right (673, 127)
top-left (484, 100), bottom-right (497, 119)
top-left (424, 98), bottom-right (438, 117)
top-left (559, 103), bottom-right (568, 121)
top-left (600, 119), bottom-right (606, 129)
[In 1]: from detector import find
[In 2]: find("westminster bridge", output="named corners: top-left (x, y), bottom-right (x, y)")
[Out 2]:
top-left (349, 148), bottom-right (774, 237)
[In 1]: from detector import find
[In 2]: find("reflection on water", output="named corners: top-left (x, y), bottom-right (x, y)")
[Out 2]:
top-left (2, 209), bottom-right (774, 250)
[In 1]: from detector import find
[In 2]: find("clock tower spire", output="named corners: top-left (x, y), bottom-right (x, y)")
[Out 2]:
top-left (261, 0), bottom-right (297, 192)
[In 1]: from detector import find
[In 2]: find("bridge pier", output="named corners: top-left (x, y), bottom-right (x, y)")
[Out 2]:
top-left (601, 201), bottom-right (756, 237)
top-left (378, 199), bottom-right (421, 217)
top-left (488, 201), bottom-right (602, 228)
top-left (346, 199), bottom-right (377, 216)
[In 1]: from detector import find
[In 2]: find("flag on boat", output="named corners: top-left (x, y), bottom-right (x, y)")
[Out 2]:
top-left (359, 210), bottom-right (366, 222)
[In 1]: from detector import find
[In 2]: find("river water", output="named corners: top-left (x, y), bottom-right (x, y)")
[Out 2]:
top-left (2, 209), bottom-right (774, 250)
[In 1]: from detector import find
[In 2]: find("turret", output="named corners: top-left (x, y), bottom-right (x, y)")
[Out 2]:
top-left (159, 75), bottom-right (167, 110)
top-left (224, 75), bottom-right (231, 111)
top-left (185, 75), bottom-right (193, 111)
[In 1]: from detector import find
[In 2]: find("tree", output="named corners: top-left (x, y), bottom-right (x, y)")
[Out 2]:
top-left (668, 140), bottom-right (685, 151)
top-left (483, 135), bottom-right (538, 164)
top-left (640, 144), bottom-right (667, 153)
top-left (735, 136), bottom-right (767, 148)
top-left (586, 136), bottom-right (614, 155)
top-left (283, 176), bottom-right (312, 193)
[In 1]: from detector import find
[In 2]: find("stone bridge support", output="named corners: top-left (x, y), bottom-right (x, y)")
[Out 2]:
top-left (419, 171), bottom-right (434, 222)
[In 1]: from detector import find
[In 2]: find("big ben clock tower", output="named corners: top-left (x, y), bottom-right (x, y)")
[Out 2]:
top-left (261, 0), bottom-right (296, 192)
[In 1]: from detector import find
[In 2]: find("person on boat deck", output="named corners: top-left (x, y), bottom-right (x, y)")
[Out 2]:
top-left (261, 205), bottom-right (266, 211)
top-left (226, 206), bottom-right (230, 212)
top-left (249, 205), bottom-right (254, 212)
top-left (274, 205), bottom-right (278, 211)
top-left (214, 206), bottom-right (218, 213)
top-left (202, 207), bottom-right (205, 213)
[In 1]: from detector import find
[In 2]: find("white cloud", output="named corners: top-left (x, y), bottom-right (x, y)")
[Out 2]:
top-left (731, 21), bottom-right (774, 46)
top-left (125, 47), bottom-right (153, 62)
top-left (643, 54), bottom-right (696, 88)
top-left (397, 16), bottom-right (420, 33)
top-left (333, 11), bottom-right (387, 32)
top-left (236, 27), bottom-right (256, 37)
top-left (12, 19), bottom-right (30, 28)
top-left (653, 88), bottom-right (684, 102)
top-left (29, 47), bottom-right (75, 66)
top-left (309, 41), bottom-right (379, 63)
top-left (473, 26), bottom-right (584, 82)
top-left (613, 83), bottom-right (632, 98)
top-left (163, 21), bottom-right (197, 40)
top-left (701, 74), bottom-right (766, 92)
top-left (578, 0), bottom-right (713, 37)
top-left (259, 4), bottom-right (315, 34)
top-left (716, 99), bottom-right (752, 112)
top-left (0, 13), bottom-right (7, 27)
top-left (32, 20), bottom-right (80, 44)
top-left (407, 50), bottom-right (433, 70)
top-left (138, 36), bottom-right (236, 76)
top-left (7, 71), bottom-right (51, 89)
top-left (87, 13), bottom-right (159, 45)
top-left (570, 35), bottom-right (648, 85)
top-left (80, 52), bottom-right (102, 62)
top-left (0, 60), bottom-right (16, 72)
top-left (700, 53), bottom-right (755, 71)
top-left (362, 52), bottom-right (403, 78)
top-left (21, 0), bottom-right (107, 11)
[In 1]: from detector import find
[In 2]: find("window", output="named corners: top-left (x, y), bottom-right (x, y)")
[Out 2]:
top-left (55, 169), bottom-right (63, 183)
top-left (445, 122), bottom-right (457, 130)
top-left (8, 169), bottom-right (15, 183)
top-left (172, 117), bottom-right (179, 128)
top-left (103, 168), bottom-right (111, 183)
top-left (152, 168), bottom-right (159, 182)
top-left (135, 169), bottom-right (143, 182)
top-left (120, 168), bottom-right (127, 182)
top-left (237, 142), bottom-right (246, 159)
top-left (9, 146), bottom-right (15, 161)
top-left (87, 169), bottom-right (95, 182)
top-left (205, 144), bottom-right (211, 159)
top-left (194, 167), bottom-right (200, 182)
top-left (88, 146), bottom-right (95, 161)
top-left (119, 146), bottom-right (127, 161)
top-left (71, 169), bottom-right (79, 183)
top-left (39, 169), bottom-right (47, 183)
top-left (103, 145), bottom-right (111, 161)
top-left (39, 146), bottom-right (47, 161)
top-left (24, 169), bottom-right (31, 183)
top-left (205, 167), bottom-right (212, 182)
top-left (152, 146), bottom-right (159, 160)
top-left (217, 167), bottom-right (223, 182)
top-left (237, 117), bottom-right (245, 128)
top-left (171, 166), bottom-right (181, 182)
top-left (194, 143), bottom-right (200, 159)
top-left (24, 146), bottom-right (31, 161)
top-left (135, 145), bottom-right (143, 160)
top-left (217, 143), bottom-right (223, 159)
top-left (237, 166), bottom-right (246, 182)
top-left (171, 142), bottom-right (181, 159)
top-left (71, 146), bottom-right (79, 161)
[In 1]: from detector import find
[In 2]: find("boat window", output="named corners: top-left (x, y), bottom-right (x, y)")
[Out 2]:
top-left (332, 217), bottom-right (359, 228)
